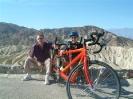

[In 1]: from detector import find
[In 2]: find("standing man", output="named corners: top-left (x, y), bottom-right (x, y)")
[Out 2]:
top-left (23, 32), bottom-right (52, 85)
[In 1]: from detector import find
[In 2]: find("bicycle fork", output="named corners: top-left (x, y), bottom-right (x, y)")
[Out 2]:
top-left (83, 58), bottom-right (105, 89)
top-left (83, 56), bottom-right (94, 88)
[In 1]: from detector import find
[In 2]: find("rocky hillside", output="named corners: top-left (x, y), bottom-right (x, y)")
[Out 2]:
top-left (0, 45), bottom-right (132, 70)
top-left (0, 22), bottom-right (133, 71)
top-left (0, 22), bottom-right (37, 46)
top-left (90, 46), bottom-right (133, 70)
top-left (0, 22), bottom-right (133, 47)
top-left (0, 45), bottom-right (28, 65)
top-left (40, 26), bottom-right (133, 47)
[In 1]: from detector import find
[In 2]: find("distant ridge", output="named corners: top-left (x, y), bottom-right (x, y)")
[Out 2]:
top-left (108, 28), bottom-right (133, 39)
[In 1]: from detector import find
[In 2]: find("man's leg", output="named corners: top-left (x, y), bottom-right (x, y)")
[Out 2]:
top-left (44, 58), bottom-right (51, 84)
top-left (23, 57), bottom-right (36, 81)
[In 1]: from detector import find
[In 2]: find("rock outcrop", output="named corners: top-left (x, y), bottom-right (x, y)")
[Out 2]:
top-left (89, 46), bottom-right (133, 70)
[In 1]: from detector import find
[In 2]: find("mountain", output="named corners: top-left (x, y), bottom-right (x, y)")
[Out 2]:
top-left (0, 22), bottom-right (133, 72)
top-left (40, 26), bottom-right (133, 47)
top-left (0, 22), bottom-right (133, 47)
top-left (108, 28), bottom-right (133, 39)
top-left (0, 22), bottom-right (38, 45)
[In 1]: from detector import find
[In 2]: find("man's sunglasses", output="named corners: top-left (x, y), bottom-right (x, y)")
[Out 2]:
top-left (38, 38), bottom-right (44, 40)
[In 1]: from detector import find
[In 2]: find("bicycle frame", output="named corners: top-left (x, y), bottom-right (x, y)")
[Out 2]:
top-left (52, 46), bottom-right (93, 87)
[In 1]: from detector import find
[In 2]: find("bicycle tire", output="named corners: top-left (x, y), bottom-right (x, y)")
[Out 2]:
top-left (66, 60), bottom-right (120, 99)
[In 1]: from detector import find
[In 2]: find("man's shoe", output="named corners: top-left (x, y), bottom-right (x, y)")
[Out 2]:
top-left (44, 80), bottom-right (50, 85)
top-left (22, 74), bottom-right (32, 81)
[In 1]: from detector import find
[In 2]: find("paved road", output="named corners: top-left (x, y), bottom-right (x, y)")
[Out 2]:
top-left (0, 74), bottom-right (133, 99)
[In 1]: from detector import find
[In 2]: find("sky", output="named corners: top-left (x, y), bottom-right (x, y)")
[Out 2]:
top-left (0, 0), bottom-right (133, 29)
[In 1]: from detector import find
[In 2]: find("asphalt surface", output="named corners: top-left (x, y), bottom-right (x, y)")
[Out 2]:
top-left (0, 74), bottom-right (133, 99)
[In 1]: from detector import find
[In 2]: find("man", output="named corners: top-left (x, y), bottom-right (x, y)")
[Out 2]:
top-left (68, 31), bottom-right (83, 58)
top-left (23, 32), bottom-right (52, 85)
top-left (59, 31), bottom-right (83, 59)
top-left (59, 31), bottom-right (83, 69)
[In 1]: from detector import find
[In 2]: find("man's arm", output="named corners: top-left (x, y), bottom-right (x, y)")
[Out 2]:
top-left (28, 45), bottom-right (38, 65)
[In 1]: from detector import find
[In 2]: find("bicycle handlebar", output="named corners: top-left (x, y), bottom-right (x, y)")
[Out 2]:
top-left (54, 37), bottom-right (83, 47)
top-left (86, 32), bottom-right (105, 45)
top-left (54, 37), bottom-right (67, 46)
top-left (84, 31), bottom-right (105, 53)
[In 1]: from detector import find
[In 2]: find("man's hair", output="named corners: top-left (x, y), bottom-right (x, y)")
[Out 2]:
top-left (37, 32), bottom-right (44, 38)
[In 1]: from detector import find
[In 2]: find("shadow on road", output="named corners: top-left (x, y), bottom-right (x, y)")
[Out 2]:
top-left (120, 78), bottom-right (133, 99)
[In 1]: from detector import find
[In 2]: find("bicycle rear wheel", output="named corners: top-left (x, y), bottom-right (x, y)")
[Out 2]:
top-left (66, 60), bottom-right (120, 99)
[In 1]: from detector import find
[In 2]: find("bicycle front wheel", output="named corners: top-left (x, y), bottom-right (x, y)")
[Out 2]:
top-left (66, 60), bottom-right (120, 99)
